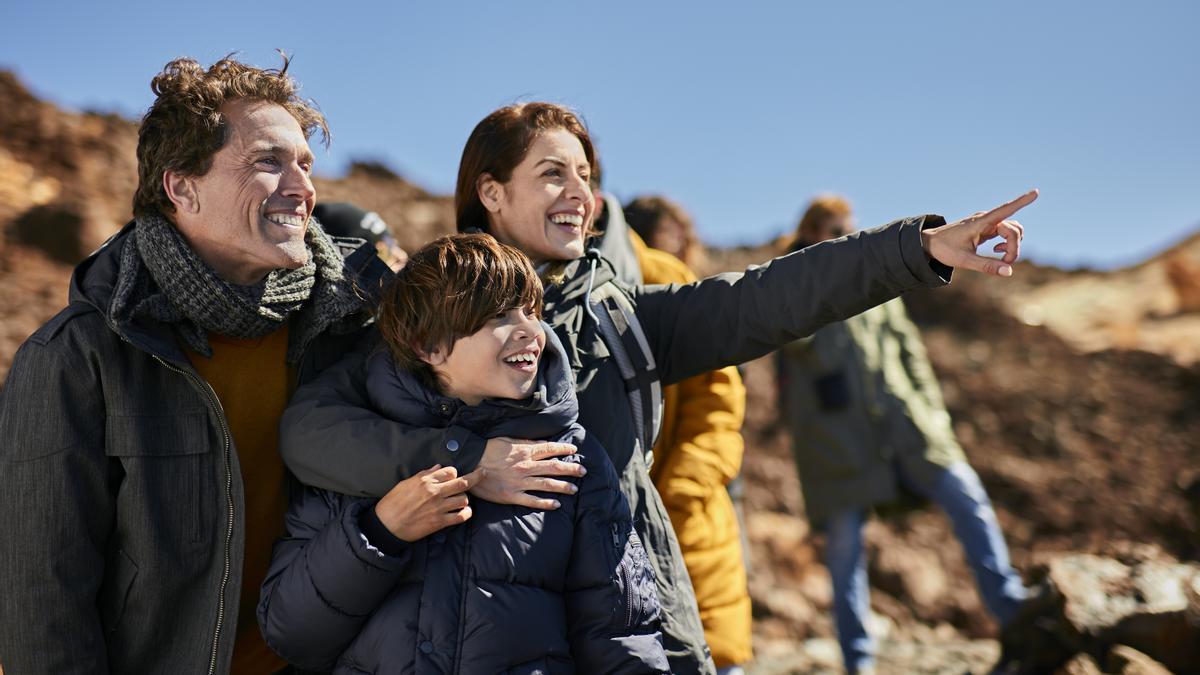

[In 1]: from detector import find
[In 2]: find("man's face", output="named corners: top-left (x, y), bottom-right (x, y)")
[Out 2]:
top-left (174, 99), bottom-right (316, 284)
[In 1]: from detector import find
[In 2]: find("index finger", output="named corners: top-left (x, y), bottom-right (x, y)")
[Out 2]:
top-left (981, 189), bottom-right (1038, 223)
top-left (435, 472), bottom-right (480, 496)
top-left (530, 442), bottom-right (578, 460)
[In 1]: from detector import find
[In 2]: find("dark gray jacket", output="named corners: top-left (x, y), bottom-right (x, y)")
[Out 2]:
top-left (0, 223), bottom-right (387, 674)
top-left (260, 330), bottom-right (669, 673)
top-left (280, 216), bottom-right (951, 674)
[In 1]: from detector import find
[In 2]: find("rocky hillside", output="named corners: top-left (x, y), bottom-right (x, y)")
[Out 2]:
top-left (2, 70), bottom-right (1197, 673)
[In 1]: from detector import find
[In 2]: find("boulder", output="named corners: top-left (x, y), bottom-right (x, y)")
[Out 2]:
top-left (998, 554), bottom-right (1200, 673)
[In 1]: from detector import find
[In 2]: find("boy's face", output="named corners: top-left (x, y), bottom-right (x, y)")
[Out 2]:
top-left (424, 307), bottom-right (546, 406)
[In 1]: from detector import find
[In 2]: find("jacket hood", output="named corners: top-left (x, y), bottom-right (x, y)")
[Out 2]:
top-left (364, 322), bottom-right (581, 440)
top-left (68, 221), bottom-right (133, 317)
top-left (589, 193), bottom-right (642, 287)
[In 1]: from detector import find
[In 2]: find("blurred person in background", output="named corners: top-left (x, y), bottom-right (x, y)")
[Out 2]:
top-left (313, 202), bottom-right (408, 271)
top-left (598, 182), bottom-right (753, 674)
top-left (625, 194), bottom-right (706, 272)
top-left (776, 195), bottom-right (1028, 675)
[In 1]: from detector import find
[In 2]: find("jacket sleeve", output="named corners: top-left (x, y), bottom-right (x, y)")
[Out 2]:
top-left (633, 216), bottom-right (951, 385)
top-left (563, 438), bottom-right (671, 674)
top-left (0, 320), bottom-right (113, 674)
top-left (280, 344), bottom-right (487, 498)
top-left (258, 486), bottom-right (411, 671)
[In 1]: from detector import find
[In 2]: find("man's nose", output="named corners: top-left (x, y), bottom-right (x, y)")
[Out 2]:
top-left (281, 163), bottom-right (316, 202)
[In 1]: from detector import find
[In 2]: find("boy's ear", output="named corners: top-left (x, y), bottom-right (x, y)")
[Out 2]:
top-left (415, 342), bottom-right (448, 367)
top-left (477, 173), bottom-right (504, 214)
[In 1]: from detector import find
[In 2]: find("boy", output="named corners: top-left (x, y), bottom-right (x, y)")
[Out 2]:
top-left (259, 234), bottom-right (669, 674)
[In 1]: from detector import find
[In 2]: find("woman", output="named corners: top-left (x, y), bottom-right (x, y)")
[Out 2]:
top-left (281, 102), bottom-right (1033, 675)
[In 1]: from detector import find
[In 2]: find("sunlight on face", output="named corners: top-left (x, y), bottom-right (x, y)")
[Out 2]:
top-left (485, 128), bottom-right (595, 265)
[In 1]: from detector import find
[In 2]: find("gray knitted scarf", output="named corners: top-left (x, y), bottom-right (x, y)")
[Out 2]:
top-left (109, 213), bottom-right (364, 363)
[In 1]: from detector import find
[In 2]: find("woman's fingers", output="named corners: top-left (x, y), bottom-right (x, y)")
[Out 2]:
top-left (524, 476), bottom-right (578, 495)
top-left (980, 189), bottom-right (1038, 224)
top-left (996, 220), bottom-right (1022, 264)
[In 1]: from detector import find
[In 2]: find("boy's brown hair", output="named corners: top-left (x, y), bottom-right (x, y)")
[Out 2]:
top-left (378, 233), bottom-right (543, 391)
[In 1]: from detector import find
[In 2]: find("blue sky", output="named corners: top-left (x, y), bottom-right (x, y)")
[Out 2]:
top-left (2, 1), bottom-right (1196, 269)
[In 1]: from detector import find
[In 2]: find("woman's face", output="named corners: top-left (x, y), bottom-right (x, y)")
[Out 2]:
top-left (481, 128), bottom-right (594, 265)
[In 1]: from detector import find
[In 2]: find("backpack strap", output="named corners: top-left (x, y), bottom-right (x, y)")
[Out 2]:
top-left (588, 281), bottom-right (663, 467)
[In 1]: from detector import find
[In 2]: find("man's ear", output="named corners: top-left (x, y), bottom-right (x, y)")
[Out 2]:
top-left (163, 170), bottom-right (200, 214)
top-left (477, 173), bottom-right (504, 214)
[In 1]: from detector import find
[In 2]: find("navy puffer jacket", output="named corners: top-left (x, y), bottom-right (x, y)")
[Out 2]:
top-left (259, 328), bottom-right (669, 674)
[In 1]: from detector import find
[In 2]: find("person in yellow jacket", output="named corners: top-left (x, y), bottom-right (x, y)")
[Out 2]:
top-left (615, 193), bottom-right (753, 673)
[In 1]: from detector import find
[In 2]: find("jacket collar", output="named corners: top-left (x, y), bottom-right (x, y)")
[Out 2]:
top-left (68, 220), bottom-right (391, 366)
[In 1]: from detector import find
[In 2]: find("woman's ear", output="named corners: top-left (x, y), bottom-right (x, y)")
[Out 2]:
top-left (477, 173), bottom-right (504, 214)
top-left (163, 169), bottom-right (200, 214)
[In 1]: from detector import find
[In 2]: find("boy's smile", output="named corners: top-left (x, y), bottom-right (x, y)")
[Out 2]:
top-left (426, 308), bottom-right (546, 406)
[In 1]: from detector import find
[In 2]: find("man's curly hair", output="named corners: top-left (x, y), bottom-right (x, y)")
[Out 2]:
top-left (132, 54), bottom-right (329, 218)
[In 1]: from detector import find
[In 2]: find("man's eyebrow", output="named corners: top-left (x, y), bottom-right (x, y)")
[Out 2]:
top-left (247, 143), bottom-right (314, 163)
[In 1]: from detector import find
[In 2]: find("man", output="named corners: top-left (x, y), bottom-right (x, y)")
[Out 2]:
top-left (776, 195), bottom-right (1028, 675)
top-left (0, 56), bottom-right (390, 673)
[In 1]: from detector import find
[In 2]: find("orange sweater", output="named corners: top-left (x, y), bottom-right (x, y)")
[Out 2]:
top-left (186, 328), bottom-right (293, 675)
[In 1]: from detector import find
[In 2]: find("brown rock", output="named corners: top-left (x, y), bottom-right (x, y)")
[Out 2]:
top-left (1104, 645), bottom-right (1173, 675)
top-left (1056, 653), bottom-right (1102, 675)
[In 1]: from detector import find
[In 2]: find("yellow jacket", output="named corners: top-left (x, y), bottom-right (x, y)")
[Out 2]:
top-left (630, 233), bottom-right (753, 667)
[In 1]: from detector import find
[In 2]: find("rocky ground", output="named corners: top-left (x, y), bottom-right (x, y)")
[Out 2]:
top-left (3, 69), bottom-right (1198, 673)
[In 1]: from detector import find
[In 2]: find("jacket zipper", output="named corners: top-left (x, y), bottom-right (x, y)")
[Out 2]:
top-left (153, 355), bottom-right (234, 675)
top-left (613, 524), bottom-right (635, 628)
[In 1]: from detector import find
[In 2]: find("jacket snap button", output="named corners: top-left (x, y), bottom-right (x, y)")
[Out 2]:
top-left (434, 533), bottom-right (446, 544)
top-left (419, 640), bottom-right (434, 654)
top-left (446, 439), bottom-right (459, 452)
